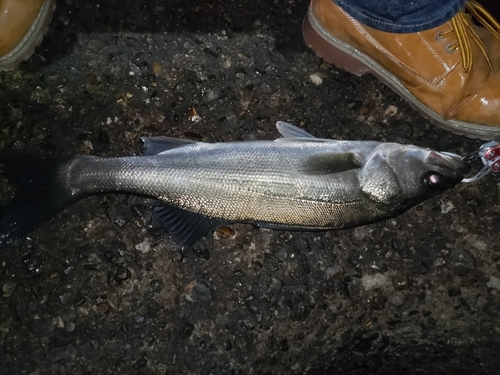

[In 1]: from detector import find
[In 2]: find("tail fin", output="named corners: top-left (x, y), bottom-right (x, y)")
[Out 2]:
top-left (0, 154), bottom-right (75, 243)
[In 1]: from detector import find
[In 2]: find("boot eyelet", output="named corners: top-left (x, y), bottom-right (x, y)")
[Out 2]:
top-left (435, 32), bottom-right (444, 41)
top-left (446, 44), bottom-right (456, 54)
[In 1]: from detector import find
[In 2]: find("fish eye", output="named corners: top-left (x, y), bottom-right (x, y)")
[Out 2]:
top-left (426, 173), bottom-right (443, 186)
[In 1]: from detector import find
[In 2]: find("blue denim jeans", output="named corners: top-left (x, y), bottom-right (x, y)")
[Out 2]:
top-left (334, 0), bottom-right (466, 33)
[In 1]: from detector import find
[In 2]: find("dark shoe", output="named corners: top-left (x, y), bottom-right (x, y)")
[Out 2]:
top-left (304, 0), bottom-right (500, 140)
top-left (0, 0), bottom-right (55, 70)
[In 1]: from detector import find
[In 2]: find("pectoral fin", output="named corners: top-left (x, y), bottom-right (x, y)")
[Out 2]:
top-left (301, 152), bottom-right (363, 174)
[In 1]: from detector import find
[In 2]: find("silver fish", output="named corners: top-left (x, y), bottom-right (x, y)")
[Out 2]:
top-left (0, 122), bottom-right (470, 244)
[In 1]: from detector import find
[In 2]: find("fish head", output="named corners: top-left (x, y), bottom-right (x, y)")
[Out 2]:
top-left (359, 143), bottom-right (470, 208)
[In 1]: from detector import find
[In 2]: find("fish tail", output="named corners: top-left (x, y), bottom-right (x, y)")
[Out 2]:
top-left (0, 153), bottom-right (76, 243)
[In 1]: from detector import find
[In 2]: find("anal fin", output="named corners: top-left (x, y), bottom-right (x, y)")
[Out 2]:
top-left (153, 202), bottom-right (227, 246)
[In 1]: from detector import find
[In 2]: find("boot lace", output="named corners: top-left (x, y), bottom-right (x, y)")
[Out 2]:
top-left (437, 0), bottom-right (500, 72)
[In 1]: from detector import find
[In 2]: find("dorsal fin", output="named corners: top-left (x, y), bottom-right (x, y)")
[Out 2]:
top-left (274, 137), bottom-right (339, 143)
top-left (301, 152), bottom-right (363, 174)
top-left (140, 137), bottom-right (198, 155)
top-left (153, 202), bottom-right (228, 246)
top-left (276, 121), bottom-right (316, 138)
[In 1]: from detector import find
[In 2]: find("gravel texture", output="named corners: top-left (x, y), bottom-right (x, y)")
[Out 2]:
top-left (1, 0), bottom-right (500, 374)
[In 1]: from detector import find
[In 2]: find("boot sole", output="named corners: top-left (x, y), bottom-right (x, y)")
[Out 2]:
top-left (303, 7), bottom-right (500, 141)
top-left (0, 0), bottom-right (56, 71)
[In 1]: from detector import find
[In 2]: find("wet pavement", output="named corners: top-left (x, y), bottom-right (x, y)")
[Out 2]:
top-left (1, 0), bottom-right (500, 374)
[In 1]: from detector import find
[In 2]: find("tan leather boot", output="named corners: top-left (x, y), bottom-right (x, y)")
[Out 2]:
top-left (0, 0), bottom-right (55, 70)
top-left (304, 0), bottom-right (500, 140)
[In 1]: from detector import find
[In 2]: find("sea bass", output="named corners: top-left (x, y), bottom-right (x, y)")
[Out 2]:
top-left (0, 122), bottom-right (470, 244)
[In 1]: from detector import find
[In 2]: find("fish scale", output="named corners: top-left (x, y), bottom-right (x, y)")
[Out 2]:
top-left (0, 122), bottom-right (470, 244)
top-left (67, 141), bottom-right (383, 229)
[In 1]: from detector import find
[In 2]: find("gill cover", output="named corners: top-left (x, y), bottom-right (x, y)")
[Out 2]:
top-left (358, 144), bottom-right (403, 206)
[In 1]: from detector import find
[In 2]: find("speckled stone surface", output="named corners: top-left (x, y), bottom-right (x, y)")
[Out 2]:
top-left (1, 1), bottom-right (500, 374)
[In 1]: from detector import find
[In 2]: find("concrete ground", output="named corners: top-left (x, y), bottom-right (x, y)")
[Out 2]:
top-left (1, 0), bottom-right (500, 374)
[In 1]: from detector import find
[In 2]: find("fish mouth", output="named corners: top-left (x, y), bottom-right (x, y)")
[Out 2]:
top-left (426, 151), bottom-right (471, 176)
